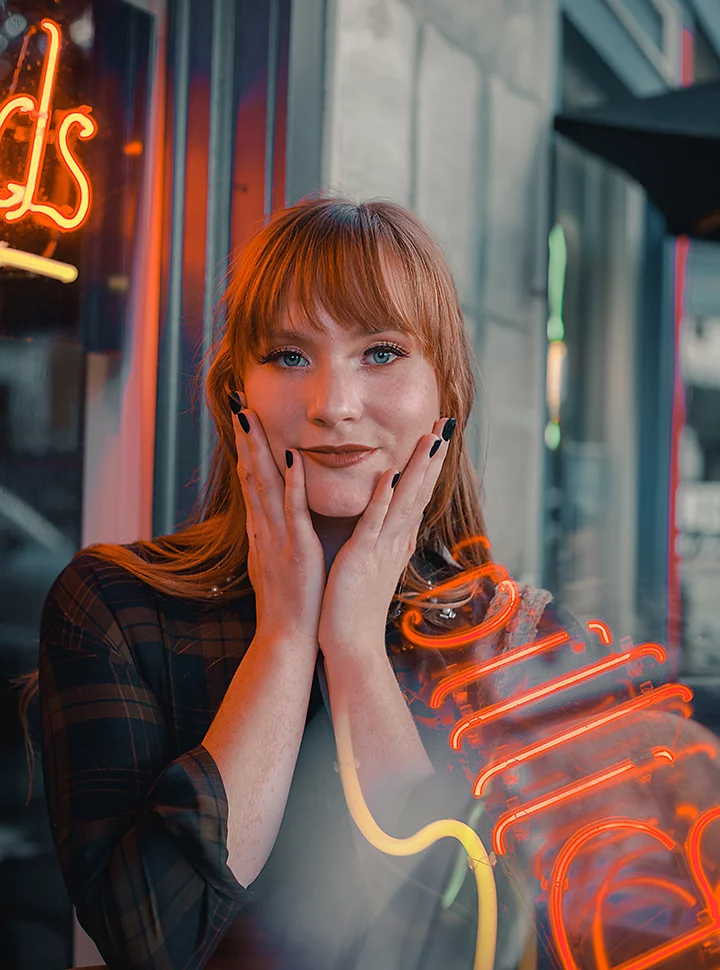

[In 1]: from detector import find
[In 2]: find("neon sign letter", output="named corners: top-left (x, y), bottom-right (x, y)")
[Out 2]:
top-left (387, 536), bottom-right (720, 970)
top-left (0, 19), bottom-right (96, 231)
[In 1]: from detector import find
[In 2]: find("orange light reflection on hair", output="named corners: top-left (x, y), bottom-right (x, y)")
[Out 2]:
top-left (0, 19), bottom-right (96, 231)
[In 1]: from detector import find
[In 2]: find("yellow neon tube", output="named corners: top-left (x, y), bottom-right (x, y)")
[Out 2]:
top-left (333, 703), bottom-right (498, 970)
top-left (0, 245), bottom-right (78, 283)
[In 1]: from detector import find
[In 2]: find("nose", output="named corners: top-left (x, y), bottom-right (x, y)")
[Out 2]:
top-left (305, 361), bottom-right (364, 426)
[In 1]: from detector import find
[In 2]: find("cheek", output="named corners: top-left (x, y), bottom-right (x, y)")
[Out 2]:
top-left (386, 379), bottom-right (438, 428)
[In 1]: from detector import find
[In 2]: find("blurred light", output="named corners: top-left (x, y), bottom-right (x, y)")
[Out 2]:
top-left (123, 140), bottom-right (143, 156)
top-left (0, 243), bottom-right (78, 282)
top-left (545, 225), bottom-right (568, 448)
top-left (0, 13), bottom-right (28, 42)
top-left (545, 420), bottom-right (561, 450)
top-left (547, 224), bottom-right (567, 341)
top-left (69, 9), bottom-right (94, 50)
top-left (546, 339), bottom-right (567, 422)
top-left (107, 274), bottom-right (130, 292)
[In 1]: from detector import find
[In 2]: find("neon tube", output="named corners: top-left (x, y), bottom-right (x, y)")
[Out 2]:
top-left (472, 683), bottom-right (693, 798)
top-left (0, 19), bottom-right (96, 231)
top-left (450, 642), bottom-right (667, 750)
top-left (0, 245), bottom-right (78, 282)
top-left (332, 700), bottom-right (498, 970)
top-left (382, 543), bottom-right (719, 967)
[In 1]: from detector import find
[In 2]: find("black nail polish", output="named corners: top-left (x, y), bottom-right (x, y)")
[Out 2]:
top-left (391, 472), bottom-right (400, 488)
top-left (228, 391), bottom-right (243, 415)
top-left (442, 417), bottom-right (457, 442)
top-left (429, 439), bottom-right (441, 459)
top-left (238, 412), bottom-right (250, 434)
top-left (286, 449), bottom-right (293, 469)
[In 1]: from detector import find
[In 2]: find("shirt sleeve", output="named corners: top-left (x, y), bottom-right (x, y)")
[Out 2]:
top-left (38, 555), bottom-right (254, 970)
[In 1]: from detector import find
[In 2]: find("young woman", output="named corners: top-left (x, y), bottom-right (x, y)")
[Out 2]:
top-left (16, 197), bottom-right (719, 970)
top-left (14, 196), bottom-right (507, 970)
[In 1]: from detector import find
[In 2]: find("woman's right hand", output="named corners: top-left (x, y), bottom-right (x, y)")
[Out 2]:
top-left (230, 396), bottom-right (327, 645)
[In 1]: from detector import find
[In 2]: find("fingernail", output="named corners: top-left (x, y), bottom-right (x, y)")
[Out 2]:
top-left (238, 412), bottom-right (250, 434)
top-left (442, 417), bottom-right (457, 442)
top-left (286, 449), bottom-right (294, 469)
top-left (227, 390), bottom-right (243, 415)
top-left (429, 439), bottom-right (441, 459)
top-left (391, 472), bottom-right (400, 488)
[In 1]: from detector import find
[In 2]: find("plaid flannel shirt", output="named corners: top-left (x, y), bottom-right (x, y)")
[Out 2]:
top-left (38, 542), bottom-right (586, 970)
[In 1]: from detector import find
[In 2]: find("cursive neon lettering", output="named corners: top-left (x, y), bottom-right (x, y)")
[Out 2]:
top-left (0, 19), bottom-right (96, 231)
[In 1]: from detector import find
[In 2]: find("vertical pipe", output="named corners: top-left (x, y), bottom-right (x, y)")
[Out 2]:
top-left (667, 26), bottom-right (694, 673)
top-left (156, 0), bottom-right (191, 535)
top-left (265, 0), bottom-right (280, 218)
top-left (199, 0), bottom-right (236, 491)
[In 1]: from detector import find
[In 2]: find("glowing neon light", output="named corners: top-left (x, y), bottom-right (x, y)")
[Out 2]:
top-left (332, 694), bottom-right (498, 970)
top-left (549, 812), bottom-right (720, 970)
top-left (431, 629), bottom-right (571, 709)
top-left (587, 619), bottom-right (613, 645)
top-left (449, 642), bottom-right (667, 750)
top-left (549, 820), bottom-right (676, 970)
top-left (0, 19), bottom-right (96, 231)
top-left (587, 843), bottom-right (701, 970)
top-left (386, 541), bottom-right (720, 970)
top-left (493, 734), bottom-right (714, 856)
top-left (494, 761), bottom-right (636, 856)
top-left (685, 805), bottom-right (720, 922)
top-left (592, 876), bottom-right (700, 970)
top-left (0, 243), bottom-right (78, 282)
top-left (472, 683), bottom-right (693, 798)
top-left (400, 566), bottom-right (518, 650)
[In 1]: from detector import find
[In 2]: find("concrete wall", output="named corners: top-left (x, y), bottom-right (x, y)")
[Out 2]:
top-left (322, 0), bottom-right (559, 583)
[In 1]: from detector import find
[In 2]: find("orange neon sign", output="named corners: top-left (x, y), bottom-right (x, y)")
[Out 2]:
top-left (0, 19), bottom-right (96, 231)
top-left (395, 536), bottom-right (720, 970)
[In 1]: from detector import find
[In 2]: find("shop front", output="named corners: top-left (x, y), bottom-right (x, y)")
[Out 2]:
top-left (0, 0), bottom-right (323, 964)
top-left (547, 3), bottom-right (720, 715)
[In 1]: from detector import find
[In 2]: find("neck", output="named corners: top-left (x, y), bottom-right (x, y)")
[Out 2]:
top-left (310, 511), bottom-right (359, 576)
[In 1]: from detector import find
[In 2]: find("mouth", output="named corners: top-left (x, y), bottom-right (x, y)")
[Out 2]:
top-left (302, 449), bottom-right (377, 468)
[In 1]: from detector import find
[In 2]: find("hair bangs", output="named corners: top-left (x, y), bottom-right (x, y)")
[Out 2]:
top-left (240, 206), bottom-right (438, 359)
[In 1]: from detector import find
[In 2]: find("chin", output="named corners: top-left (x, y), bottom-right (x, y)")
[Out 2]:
top-left (306, 487), bottom-right (371, 520)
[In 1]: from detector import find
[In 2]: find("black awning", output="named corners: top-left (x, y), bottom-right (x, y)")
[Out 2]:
top-left (554, 80), bottom-right (720, 241)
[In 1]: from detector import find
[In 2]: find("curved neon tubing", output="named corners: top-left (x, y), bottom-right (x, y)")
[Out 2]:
top-left (332, 702), bottom-right (498, 970)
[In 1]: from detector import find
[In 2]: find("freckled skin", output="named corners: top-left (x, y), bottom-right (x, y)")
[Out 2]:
top-left (240, 304), bottom-right (442, 558)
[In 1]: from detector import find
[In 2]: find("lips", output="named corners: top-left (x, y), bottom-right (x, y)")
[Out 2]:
top-left (302, 449), bottom-right (377, 468)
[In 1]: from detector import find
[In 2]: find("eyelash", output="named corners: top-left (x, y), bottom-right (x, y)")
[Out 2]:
top-left (257, 342), bottom-right (409, 368)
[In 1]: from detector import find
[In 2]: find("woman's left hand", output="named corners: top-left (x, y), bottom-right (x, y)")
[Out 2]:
top-left (317, 416), bottom-right (456, 659)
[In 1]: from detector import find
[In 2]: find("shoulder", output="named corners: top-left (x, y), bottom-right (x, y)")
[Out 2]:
top-left (47, 541), bottom-right (152, 605)
top-left (41, 542), bottom-right (159, 650)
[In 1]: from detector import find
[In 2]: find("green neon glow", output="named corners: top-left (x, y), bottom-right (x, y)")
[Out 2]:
top-left (547, 224), bottom-right (567, 342)
top-left (545, 420), bottom-right (561, 450)
top-left (441, 798), bottom-right (487, 909)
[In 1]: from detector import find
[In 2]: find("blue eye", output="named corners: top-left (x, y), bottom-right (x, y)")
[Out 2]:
top-left (258, 343), bottom-right (408, 368)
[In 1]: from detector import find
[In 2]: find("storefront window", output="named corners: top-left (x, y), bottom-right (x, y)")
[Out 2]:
top-left (1, 3), bottom-right (153, 966)
top-left (545, 138), bottom-right (646, 640)
top-left (677, 243), bottom-right (720, 677)
top-left (545, 25), bottom-right (649, 643)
